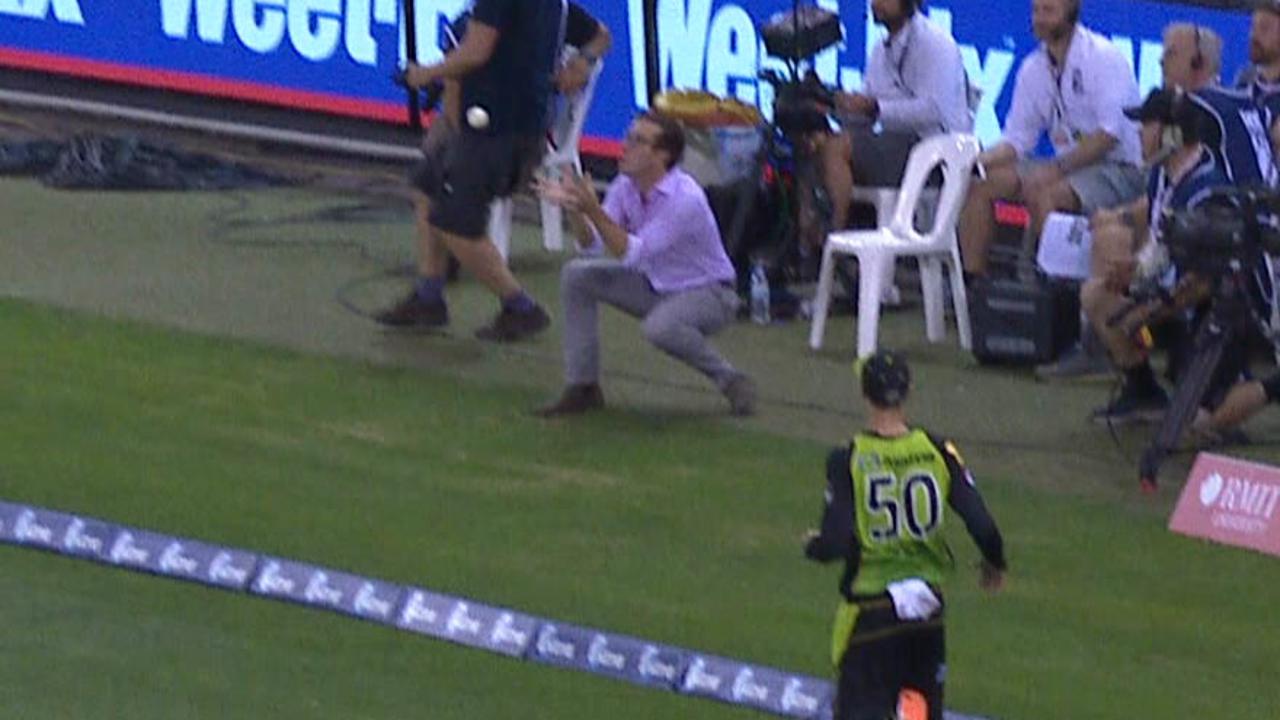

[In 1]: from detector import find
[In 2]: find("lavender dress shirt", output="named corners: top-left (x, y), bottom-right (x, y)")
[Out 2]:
top-left (591, 168), bottom-right (737, 294)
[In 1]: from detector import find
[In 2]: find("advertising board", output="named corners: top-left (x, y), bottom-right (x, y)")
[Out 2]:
top-left (0, 1), bottom-right (1254, 152)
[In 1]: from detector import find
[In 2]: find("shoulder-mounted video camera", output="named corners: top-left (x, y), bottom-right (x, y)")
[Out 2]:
top-left (756, 4), bottom-right (842, 140)
top-left (758, 68), bottom-right (835, 139)
top-left (1159, 186), bottom-right (1280, 280)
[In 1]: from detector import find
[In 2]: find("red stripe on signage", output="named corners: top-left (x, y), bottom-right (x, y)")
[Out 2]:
top-left (0, 46), bottom-right (407, 122)
top-left (0, 46), bottom-right (624, 159)
top-left (580, 136), bottom-right (622, 159)
top-left (993, 201), bottom-right (1031, 227)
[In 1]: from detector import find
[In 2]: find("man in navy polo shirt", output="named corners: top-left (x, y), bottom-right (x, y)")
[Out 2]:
top-left (1083, 89), bottom-right (1232, 424)
top-left (383, 0), bottom-right (569, 342)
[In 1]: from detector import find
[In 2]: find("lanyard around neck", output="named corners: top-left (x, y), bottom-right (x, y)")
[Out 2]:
top-left (886, 21), bottom-right (916, 92)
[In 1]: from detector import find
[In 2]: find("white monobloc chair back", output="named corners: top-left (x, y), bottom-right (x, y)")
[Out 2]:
top-left (489, 59), bottom-right (606, 260)
top-left (807, 132), bottom-right (981, 357)
top-left (886, 133), bottom-right (979, 243)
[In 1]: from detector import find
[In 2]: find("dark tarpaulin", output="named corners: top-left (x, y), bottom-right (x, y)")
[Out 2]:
top-left (0, 134), bottom-right (292, 191)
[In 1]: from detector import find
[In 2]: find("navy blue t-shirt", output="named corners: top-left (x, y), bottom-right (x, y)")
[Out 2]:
top-left (1189, 86), bottom-right (1278, 189)
top-left (1250, 76), bottom-right (1280, 130)
top-left (462, 0), bottom-right (566, 136)
top-left (1146, 148), bottom-right (1227, 233)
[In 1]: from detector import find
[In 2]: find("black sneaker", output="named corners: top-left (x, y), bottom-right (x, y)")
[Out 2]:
top-left (1035, 341), bottom-right (1111, 382)
top-left (375, 290), bottom-right (448, 329)
top-left (1091, 383), bottom-right (1169, 425)
top-left (475, 304), bottom-right (550, 342)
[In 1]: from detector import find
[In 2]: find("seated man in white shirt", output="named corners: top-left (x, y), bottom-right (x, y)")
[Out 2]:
top-left (1038, 21), bottom-right (1226, 380)
top-left (818, 0), bottom-right (973, 233)
top-left (958, 0), bottom-right (1144, 279)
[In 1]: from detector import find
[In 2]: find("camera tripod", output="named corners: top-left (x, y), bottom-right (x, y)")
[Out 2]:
top-left (1132, 271), bottom-right (1263, 493)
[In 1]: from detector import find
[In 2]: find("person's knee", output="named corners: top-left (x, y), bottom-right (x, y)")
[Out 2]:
top-left (976, 166), bottom-right (1021, 201)
top-left (560, 260), bottom-right (593, 296)
top-left (965, 177), bottom-right (995, 205)
top-left (1080, 278), bottom-right (1109, 318)
top-left (1025, 184), bottom-right (1054, 220)
top-left (822, 132), bottom-right (850, 158)
top-left (642, 314), bottom-right (682, 349)
top-left (1089, 226), bottom-right (1134, 279)
top-left (820, 133), bottom-right (852, 172)
top-left (1028, 180), bottom-right (1078, 220)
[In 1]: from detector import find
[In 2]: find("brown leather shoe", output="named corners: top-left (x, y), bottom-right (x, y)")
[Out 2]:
top-left (534, 384), bottom-right (604, 417)
top-left (723, 374), bottom-right (757, 417)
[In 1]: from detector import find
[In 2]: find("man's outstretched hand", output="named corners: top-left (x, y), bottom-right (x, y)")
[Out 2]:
top-left (536, 170), bottom-right (600, 215)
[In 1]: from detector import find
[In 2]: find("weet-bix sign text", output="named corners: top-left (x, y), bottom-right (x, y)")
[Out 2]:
top-left (0, 1), bottom-right (1254, 147)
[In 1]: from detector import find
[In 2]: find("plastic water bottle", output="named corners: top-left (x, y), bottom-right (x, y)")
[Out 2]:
top-left (749, 259), bottom-right (771, 325)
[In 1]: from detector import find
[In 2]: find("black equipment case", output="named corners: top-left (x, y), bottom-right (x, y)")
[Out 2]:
top-left (970, 277), bottom-right (1081, 364)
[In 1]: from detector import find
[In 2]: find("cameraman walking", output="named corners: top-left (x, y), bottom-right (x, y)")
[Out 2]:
top-left (378, 0), bottom-right (582, 342)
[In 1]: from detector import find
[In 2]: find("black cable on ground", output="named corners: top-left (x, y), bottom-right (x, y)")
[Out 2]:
top-left (194, 189), bottom-right (1279, 459)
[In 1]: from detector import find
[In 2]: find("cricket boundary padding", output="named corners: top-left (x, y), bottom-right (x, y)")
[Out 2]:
top-left (0, 499), bottom-right (992, 720)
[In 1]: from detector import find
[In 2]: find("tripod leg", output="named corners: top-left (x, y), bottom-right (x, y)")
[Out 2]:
top-left (1138, 332), bottom-right (1225, 492)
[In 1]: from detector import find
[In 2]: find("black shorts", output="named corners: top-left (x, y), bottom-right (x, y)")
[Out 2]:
top-left (847, 127), bottom-right (921, 187)
top-left (833, 596), bottom-right (946, 720)
top-left (408, 129), bottom-right (545, 239)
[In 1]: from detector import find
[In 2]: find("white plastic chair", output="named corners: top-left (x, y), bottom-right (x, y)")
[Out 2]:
top-left (808, 133), bottom-right (981, 357)
top-left (488, 60), bottom-right (605, 260)
top-left (849, 186), bottom-right (939, 305)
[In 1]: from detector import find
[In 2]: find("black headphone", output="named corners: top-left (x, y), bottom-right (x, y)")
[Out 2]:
top-left (1164, 89), bottom-right (1215, 148)
top-left (1190, 25), bottom-right (1205, 72)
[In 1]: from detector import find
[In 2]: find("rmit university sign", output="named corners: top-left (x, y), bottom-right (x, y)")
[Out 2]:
top-left (1170, 453), bottom-right (1280, 558)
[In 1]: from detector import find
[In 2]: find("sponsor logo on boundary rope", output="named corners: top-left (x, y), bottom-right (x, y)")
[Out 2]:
top-left (0, 499), bottom-right (999, 720)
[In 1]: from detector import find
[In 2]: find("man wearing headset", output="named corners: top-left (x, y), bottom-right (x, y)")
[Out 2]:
top-left (1242, 2), bottom-right (1280, 154)
top-left (1083, 90), bottom-right (1230, 424)
top-left (1175, 4), bottom-right (1280, 441)
top-left (957, 0), bottom-right (1143, 279)
top-left (1037, 22), bottom-right (1239, 380)
top-left (816, 0), bottom-right (972, 235)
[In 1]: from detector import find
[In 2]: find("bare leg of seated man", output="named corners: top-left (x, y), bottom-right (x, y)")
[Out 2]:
top-left (1192, 378), bottom-right (1270, 444)
top-left (1025, 176), bottom-right (1082, 253)
top-left (1034, 207), bottom-right (1148, 381)
top-left (1079, 223), bottom-right (1170, 423)
top-left (957, 160), bottom-right (1021, 277)
top-left (820, 131), bottom-right (855, 233)
top-left (821, 128), bottom-right (916, 303)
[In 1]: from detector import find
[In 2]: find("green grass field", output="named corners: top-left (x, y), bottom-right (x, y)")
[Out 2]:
top-left (1, 176), bottom-right (1279, 719)
top-left (2, 297), bottom-right (1279, 719)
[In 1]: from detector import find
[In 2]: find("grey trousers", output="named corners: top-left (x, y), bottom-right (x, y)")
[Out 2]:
top-left (560, 258), bottom-right (742, 389)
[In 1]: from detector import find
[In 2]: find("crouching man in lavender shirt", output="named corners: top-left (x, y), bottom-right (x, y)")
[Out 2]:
top-left (534, 112), bottom-right (757, 417)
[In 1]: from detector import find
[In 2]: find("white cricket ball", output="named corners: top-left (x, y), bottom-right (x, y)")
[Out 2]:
top-left (466, 105), bottom-right (490, 130)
